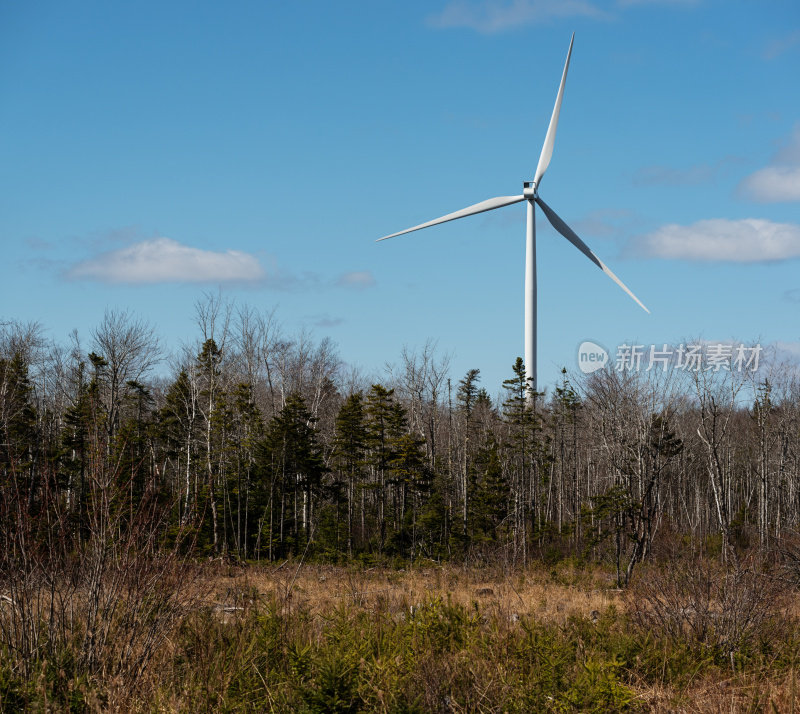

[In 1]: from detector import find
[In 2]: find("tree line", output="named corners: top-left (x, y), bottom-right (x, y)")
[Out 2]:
top-left (2, 297), bottom-right (799, 584)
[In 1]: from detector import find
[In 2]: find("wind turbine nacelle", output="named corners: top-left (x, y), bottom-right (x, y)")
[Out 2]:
top-left (523, 181), bottom-right (536, 199)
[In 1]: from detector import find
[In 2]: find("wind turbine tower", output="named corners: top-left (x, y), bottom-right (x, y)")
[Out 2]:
top-left (377, 34), bottom-right (649, 393)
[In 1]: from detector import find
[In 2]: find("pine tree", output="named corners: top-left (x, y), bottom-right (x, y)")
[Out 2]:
top-left (229, 382), bottom-right (263, 559)
top-left (114, 380), bottom-right (155, 526)
top-left (87, 351), bottom-right (109, 454)
top-left (0, 352), bottom-right (37, 512)
top-left (388, 427), bottom-right (429, 559)
top-left (456, 368), bottom-right (481, 540)
top-left (470, 433), bottom-right (508, 544)
top-left (258, 393), bottom-right (326, 557)
top-left (331, 392), bottom-right (367, 557)
top-left (159, 369), bottom-right (199, 526)
top-left (502, 357), bottom-right (540, 563)
top-left (552, 368), bottom-right (582, 545)
top-left (365, 384), bottom-right (397, 554)
top-left (62, 360), bottom-right (90, 524)
top-left (196, 338), bottom-right (224, 553)
top-left (60, 353), bottom-right (107, 538)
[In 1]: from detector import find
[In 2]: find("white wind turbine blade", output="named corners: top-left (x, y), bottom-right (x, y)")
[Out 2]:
top-left (533, 33), bottom-right (575, 189)
top-left (535, 195), bottom-right (650, 314)
top-left (376, 194), bottom-right (525, 242)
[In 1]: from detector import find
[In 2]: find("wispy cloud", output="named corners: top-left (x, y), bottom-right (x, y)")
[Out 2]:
top-left (427, 0), bottom-right (700, 32)
top-left (307, 314), bottom-right (345, 328)
top-left (427, 0), bottom-right (605, 33)
top-left (775, 125), bottom-right (800, 164)
top-left (773, 341), bottom-right (800, 364)
top-left (630, 218), bottom-right (800, 262)
top-left (764, 29), bottom-right (800, 60)
top-left (336, 271), bottom-right (376, 289)
top-left (569, 208), bottom-right (640, 240)
top-left (66, 237), bottom-right (265, 284)
top-left (739, 125), bottom-right (800, 203)
top-left (617, 0), bottom-right (700, 6)
top-left (25, 236), bottom-right (55, 252)
top-left (634, 164), bottom-right (716, 186)
top-left (633, 157), bottom-right (741, 187)
top-left (783, 288), bottom-right (800, 304)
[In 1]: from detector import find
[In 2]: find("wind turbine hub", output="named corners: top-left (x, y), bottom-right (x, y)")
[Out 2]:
top-left (523, 181), bottom-right (537, 199)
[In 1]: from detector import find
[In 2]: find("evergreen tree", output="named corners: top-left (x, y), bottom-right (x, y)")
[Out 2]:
top-left (60, 354), bottom-right (107, 538)
top-left (456, 368), bottom-right (481, 540)
top-left (552, 368), bottom-right (582, 545)
top-left (469, 433), bottom-right (508, 544)
top-left (502, 357), bottom-right (541, 563)
top-left (115, 380), bottom-right (154, 514)
top-left (0, 352), bottom-right (37, 511)
top-left (87, 351), bottom-right (109, 454)
top-left (61, 360), bottom-right (90, 523)
top-left (196, 338), bottom-right (224, 553)
top-left (388, 427), bottom-right (430, 559)
top-left (229, 382), bottom-right (263, 559)
top-left (258, 393), bottom-right (326, 557)
top-left (365, 384), bottom-right (397, 554)
top-left (331, 392), bottom-right (367, 557)
top-left (159, 369), bottom-right (199, 526)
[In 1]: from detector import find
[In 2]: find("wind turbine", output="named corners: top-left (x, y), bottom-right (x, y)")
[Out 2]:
top-left (376, 34), bottom-right (649, 393)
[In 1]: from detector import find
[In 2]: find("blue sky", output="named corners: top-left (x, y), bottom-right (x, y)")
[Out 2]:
top-left (2, 0), bottom-right (799, 395)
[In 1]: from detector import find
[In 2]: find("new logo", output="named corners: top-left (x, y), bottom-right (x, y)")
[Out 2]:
top-left (577, 341), bottom-right (609, 374)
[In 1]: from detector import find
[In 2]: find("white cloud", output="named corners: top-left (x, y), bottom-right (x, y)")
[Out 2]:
top-left (427, 0), bottom-right (605, 33)
top-left (739, 125), bottom-right (800, 203)
top-left (337, 271), bottom-right (376, 289)
top-left (740, 167), bottom-right (800, 203)
top-left (67, 237), bottom-right (265, 284)
top-left (631, 218), bottom-right (800, 262)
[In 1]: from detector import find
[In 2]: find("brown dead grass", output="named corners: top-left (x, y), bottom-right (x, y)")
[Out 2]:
top-left (634, 671), bottom-right (800, 713)
top-left (195, 560), bottom-right (800, 713)
top-left (203, 560), bottom-right (621, 626)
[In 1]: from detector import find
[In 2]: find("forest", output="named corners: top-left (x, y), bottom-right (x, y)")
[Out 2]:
top-left (3, 296), bottom-right (800, 711)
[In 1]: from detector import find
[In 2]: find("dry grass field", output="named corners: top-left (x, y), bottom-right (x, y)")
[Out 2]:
top-left (181, 559), bottom-right (800, 714)
top-left (205, 561), bottom-right (619, 624)
top-left (4, 558), bottom-right (800, 712)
